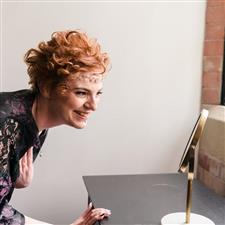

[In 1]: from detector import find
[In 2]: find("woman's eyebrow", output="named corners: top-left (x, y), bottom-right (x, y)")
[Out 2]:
top-left (74, 87), bottom-right (103, 92)
top-left (74, 88), bottom-right (90, 91)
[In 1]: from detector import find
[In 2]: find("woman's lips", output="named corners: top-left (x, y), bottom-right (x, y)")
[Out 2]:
top-left (74, 111), bottom-right (90, 120)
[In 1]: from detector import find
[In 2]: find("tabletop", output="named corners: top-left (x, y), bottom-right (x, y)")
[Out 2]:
top-left (83, 173), bottom-right (225, 225)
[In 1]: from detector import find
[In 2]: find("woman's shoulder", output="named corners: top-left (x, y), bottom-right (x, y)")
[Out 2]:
top-left (0, 89), bottom-right (35, 122)
top-left (0, 89), bottom-right (34, 102)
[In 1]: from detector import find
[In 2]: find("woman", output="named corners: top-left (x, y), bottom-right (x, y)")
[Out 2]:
top-left (0, 30), bottom-right (111, 224)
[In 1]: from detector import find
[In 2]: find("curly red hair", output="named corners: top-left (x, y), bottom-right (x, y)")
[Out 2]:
top-left (24, 30), bottom-right (110, 95)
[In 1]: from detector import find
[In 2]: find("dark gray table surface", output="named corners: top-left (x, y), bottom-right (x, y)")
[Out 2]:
top-left (83, 173), bottom-right (225, 225)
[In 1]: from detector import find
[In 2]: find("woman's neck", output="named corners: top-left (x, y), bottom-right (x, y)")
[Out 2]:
top-left (32, 95), bottom-right (63, 131)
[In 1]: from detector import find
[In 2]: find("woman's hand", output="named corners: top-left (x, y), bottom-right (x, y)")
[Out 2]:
top-left (14, 147), bottom-right (33, 188)
top-left (71, 203), bottom-right (111, 225)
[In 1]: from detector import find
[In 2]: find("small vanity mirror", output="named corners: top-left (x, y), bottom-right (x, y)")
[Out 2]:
top-left (161, 109), bottom-right (215, 225)
top-left (178, 109), bottom-right (209, 174)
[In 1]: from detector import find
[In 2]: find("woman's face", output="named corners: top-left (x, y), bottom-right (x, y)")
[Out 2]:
top-left (48, 77), bottom-right (103, 129)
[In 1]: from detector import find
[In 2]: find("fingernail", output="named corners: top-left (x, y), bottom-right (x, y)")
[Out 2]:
top-left (89, 202), bottom-right (93, 208)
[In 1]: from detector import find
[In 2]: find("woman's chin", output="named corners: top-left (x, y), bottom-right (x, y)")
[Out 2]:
top-left (71, 120), bottom-right (87, 129)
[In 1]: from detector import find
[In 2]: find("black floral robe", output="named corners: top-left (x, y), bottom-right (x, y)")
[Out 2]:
top-left (0, 90), bottom-right (48, 225)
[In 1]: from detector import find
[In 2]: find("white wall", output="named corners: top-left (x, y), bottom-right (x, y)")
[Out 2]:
top-left (1, 1), bottom-right (206, 224)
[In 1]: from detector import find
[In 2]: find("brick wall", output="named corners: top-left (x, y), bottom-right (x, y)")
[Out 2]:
top-left (198, 151), bottom-right (225, 196)
top-left (198, 0), bottom-right (225, 197)
top-left (202, 0), bottom-right (225, 104)
top-left (197, 105), bottom-right (225, 196)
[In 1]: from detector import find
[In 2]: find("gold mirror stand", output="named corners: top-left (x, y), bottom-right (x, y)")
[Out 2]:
top-left (185, 145), bottom-right (195, 223)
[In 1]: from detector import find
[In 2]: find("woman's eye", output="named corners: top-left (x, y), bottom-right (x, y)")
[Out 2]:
top-left (75, 91), bottom-right (87, 97)
top-left (97, 91), bottom-right (103, 96)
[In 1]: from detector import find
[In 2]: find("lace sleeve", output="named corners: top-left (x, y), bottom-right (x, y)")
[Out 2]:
top-left (0, 118), bottom-right (25, 225)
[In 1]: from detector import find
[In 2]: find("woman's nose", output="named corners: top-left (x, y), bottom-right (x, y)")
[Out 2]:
top-left (84, 97), bottom-right (98, 111)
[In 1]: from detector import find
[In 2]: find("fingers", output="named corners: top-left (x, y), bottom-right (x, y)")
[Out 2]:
top-left (72, 203), bottom-right (111, 225)
top-left (27, 147), bottom-right (33, 167)
top-left (17, 147), bottom-right (34, 186)
top-left (91, 208), bottom-right (111, 217)
top-left (86, 213), bottom-right (104, 225)
top-left (85, 207), bottom-right (111, 225)
top-left (20, 152), bottom-right (28, 174)
top-left (19, 157), bottom-right (23, 173)
top-left (20, 147), bottom-right (33, 168)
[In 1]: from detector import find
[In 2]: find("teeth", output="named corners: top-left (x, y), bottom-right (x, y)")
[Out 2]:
top-left (77, 112), bottom-right (87, 117)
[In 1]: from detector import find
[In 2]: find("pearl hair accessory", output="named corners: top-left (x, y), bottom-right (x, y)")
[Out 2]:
top-left (76, 73), bottom-right (104, 83)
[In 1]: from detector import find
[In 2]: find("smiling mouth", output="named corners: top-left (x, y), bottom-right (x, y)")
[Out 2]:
top-left (74, 111), bottom-right (90, 120)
